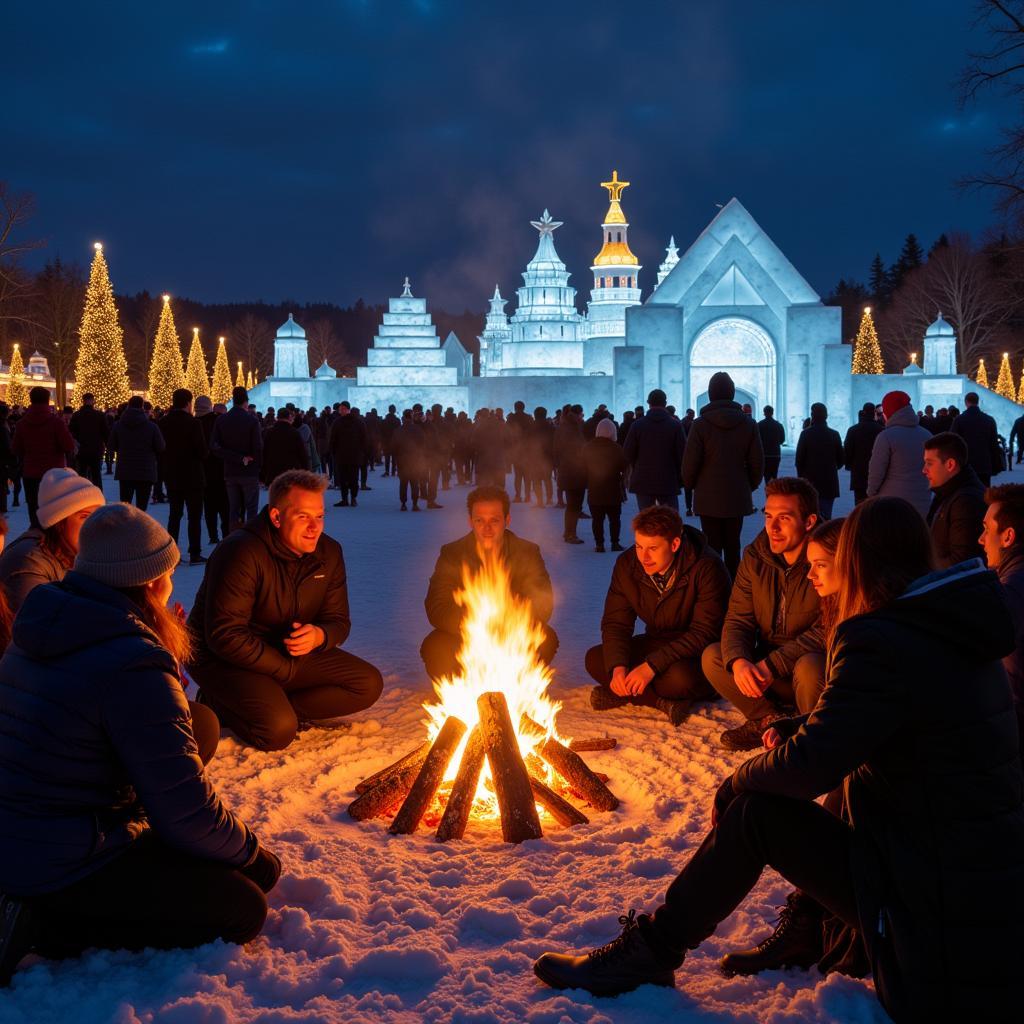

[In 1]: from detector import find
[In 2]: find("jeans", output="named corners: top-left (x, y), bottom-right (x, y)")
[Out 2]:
top-left (167, 485), bottom-right (204, 558)
top-left (336, 465), bottom-right (360, 502)
top-left (636, 493), bottom-right (679, 512)
top-left (585, 637), bottom-right (713, 701)
top-left (22, 476), bottom-right (41, 528)
top-left (225, 476), bottom-right (259, 530)
top-left (203, 480), bottom-right (229, 542)
top-left (588, 502), bottom-right (622, 546)
top-left (513, 463), bottom-right (529, 499)
top-left (699, 515), bottom-right (744, 579)
top-left (398, 475), bottom-right (420, 506)
top-left (118, 479), bottom-right (151, 511)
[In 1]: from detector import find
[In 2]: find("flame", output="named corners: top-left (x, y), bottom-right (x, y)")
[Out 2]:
top-left (423, 552), bottom-right (568, 819)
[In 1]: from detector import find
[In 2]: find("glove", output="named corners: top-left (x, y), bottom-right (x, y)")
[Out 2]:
top-left (241, 841), bottom-right (282, 893)
top-left (711, 775), bottom-right (738, 827)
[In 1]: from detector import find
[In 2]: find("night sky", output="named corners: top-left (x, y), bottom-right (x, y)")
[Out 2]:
top-left (5, 1), bottom-right (1015, 312)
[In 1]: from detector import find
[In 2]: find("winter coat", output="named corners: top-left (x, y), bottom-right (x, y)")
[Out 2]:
top-left (110, 407), bottom-right (165, 483)
top-left (926, 465), bottom-right (986, 568)
top-left (0, 571), bottom-right (255, 896)
top-left (1010, 414), bottom-right (1024, 459)
top-left (158, 407), bottom-right (207, 490)
top-left (720, 530), bottom-right (821, 678)
top-left (795, 421), bottom-right (844, 501)
top-left (188, 508), bottom-right (351, 683)
top-left (623, 407), bottom-right (686, 497)
top-left (197, 412), bottom-right (226, 494)
top-left (554, 420), bottom-right (587, 491)
top-left (297, 422), bottom-right (321, 472)
top-left (506, 411), bottom-right (533, 462)
top-left (843, 413), bottom-right (884, 493)
top-left (996, 547), bottom-right (1024, 755)
top-left (0, 528), bottom-right (68, 613)
top-left (866, 405), bottom-right (932, 517)
top-left (733, 562), bottom-right (1024, 1023)
top-left (328, 414), bottom-right (367, 468)
top-left (583, 437), bottom-right (626, 506)
top-left (392, 422), bottom-right (427, 478)
top-left (681, 400), bottom-right (764, 517)
top-left (600, 526), bottom-right (730, 674)
top-left (425, 530), bottom-right (553, 637)
top-left (952, 404), bottom-right (1004, 480)
top-left (757, 416), bottom-right (785, 458)
top-left (260, 422), bottom-right (309, 485)
top-left (68, 405), bottom-right (109, 458)
top-left (380, 412), bottom-right (401, 453)
top-left (473, 417), bottom-right (506, 480)
top-left (210, 405), bottom-right (262, 479)
top-left (11, 404), bottom-right (75, 480)
top-left (528, 419), bottom-right (555, 472)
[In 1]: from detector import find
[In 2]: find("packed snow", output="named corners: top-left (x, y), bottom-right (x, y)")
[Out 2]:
top-left (1, 455), bottom-right (937, 1024)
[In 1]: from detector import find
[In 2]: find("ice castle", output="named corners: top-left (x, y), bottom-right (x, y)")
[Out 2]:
top-left (249, 174), bottom-right (1023, 436)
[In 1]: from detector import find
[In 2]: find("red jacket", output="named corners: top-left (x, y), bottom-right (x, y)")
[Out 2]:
top-left (12, 404), bottom-right (75, 479)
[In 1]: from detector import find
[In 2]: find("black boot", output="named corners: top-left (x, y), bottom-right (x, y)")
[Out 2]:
top-left (0, 894), bottom-right (36, 987)
top-left (653, 697), bottom-right (692, 728)
top-left (719, 714), bottom-right (778, 751)
top-left (534, 909), bottom-right (678, 996)
top-left (590, 685), bottom-right (631, 711)
top-left (720, 891), bottom-right (824, 976)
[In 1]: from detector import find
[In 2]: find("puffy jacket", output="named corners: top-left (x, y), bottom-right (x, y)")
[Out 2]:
top-left (866, 405), bottom-right (932, 517)
top-left (681, 400), bottom-right (764, 517)
top-left (158, 407), bottom-right (207, 489)
top-left (259, 422), bottom-right (309, 485)
top-left (952, 404), bottom-right (1004, 480)
top-left (110, 407), bottom-right (165, 482)
top-left (425, 531), bottom-right (553, 637)
top-left (0, 528), bottom-right (68, 613)
top-left (843, 413), bottom-right (883, 493)
top-left (600, 525), bottom-right (730, 675)
top-left (795, 420), bottom-right (844, 501)
top-left (733, 561), bottom-right (1024, 1023)
top-left (188, 508), bottom-right (351, 683)
top-left (11, 403), bottom-right (75, 479)
top-left (583, 436), bottom-right (626, 506)
top-left (926, 465), bottom-right (987, 568)
top-left (623, 407), bottom-right (686, 497)
top-left (210, 405), bottom-right (262, 478)
top-left (720, 530), bottom-right (821, 677)
top-left (0, 572), bottom-right (254, 896)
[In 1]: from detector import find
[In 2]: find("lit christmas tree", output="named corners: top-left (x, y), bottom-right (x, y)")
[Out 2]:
top-left (977, 358), bottom-right (990, 389)
top-left (74, 243), bottom-right (132, 408)
top-left (6, 343), bottom-right (27, 408)
top-left (184, 327), bottom-right (211, 398)
top-left (236, 361), bottom-right (245, 388)
top-left (210, 336), bottom-right (233, 404)
top-left (246, 370), bottom-right (254, 390)
top-left (851, 306), bottom-right (884, 374)
top-left (148, 295), bottom-right (186, 409)
top-left (1017, 365), bottom-right (1024, 405)
top-left (996, 352), bottom-right (1016, 400)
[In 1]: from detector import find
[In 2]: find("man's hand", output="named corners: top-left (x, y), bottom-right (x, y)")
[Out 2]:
top-left (762, 727), bottom-right (781, 750)
top-left (284, 622), bottom-right (325, 657)
top-left (732, 658), bottom-right (772, 699)
top-left (623, 661), bottom-right (655, 696)
top-left (609, 666), bottom-right (629, 697)
top-left (242, 455), bottom-right (254, 466)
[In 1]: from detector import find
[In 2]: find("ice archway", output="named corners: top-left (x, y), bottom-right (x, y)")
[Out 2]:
top-left (688, 317), bottom-right (777, 413)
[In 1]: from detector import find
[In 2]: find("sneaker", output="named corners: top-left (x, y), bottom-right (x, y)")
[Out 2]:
top-left (653, 697), bottom-right (692, 728)
top-left (533, 909), bottom-right (678, 997)
top-left (720, 714), bottom-right (778, 751)
top-left (334, 499), bottom-right (349, 507)
top-left (590, 685), bottom-right (630, 711)
top-left (611, 542), bottom-right (624, 551)
top-left (564, 535), bottom-right (584, 545)
top-left (0, 894), bottom-right (37, 987)
top-left (595, 544), bottom-right (606, 553)
top-left (720, 892), bottom-right (824, 976)
top-left (189, 555), bottom-right (208, 567)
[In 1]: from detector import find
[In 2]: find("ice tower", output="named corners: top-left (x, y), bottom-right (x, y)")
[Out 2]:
top-left (478, 285), bottom-right (511, 377)
top-left (586, 171), bottom-right (642, 338)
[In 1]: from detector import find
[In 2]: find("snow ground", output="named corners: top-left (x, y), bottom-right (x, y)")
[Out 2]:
top-left (5, 454), bottom-right (985, 1024)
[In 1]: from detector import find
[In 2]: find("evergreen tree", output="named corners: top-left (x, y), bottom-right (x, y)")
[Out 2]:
top-left (996, 352), bottom-right (1016, 400)
top-left (929, 233), bottom-right (950, 257)
top-left (977, 358), bottom-right (990, 389)
top-left (246, 370), bottom-right (254, 390)
top-left (210, 336), bottom-right (233, 405)
top-left (74, 243), bottom-right (132, 408)
top-left (852, 307), bottom-right (885, 374)
top-left (890, 234), bottom-right (925, 291)
top-left (148, 295), bottom-right (186, 409)
top-left (6, 343), bottom-right (27, 408)
top-left (184, 327), bottom-right (211, 398)
top-left (868, 253), bottom-right (891, 305)
top-left (235, 361), bottom-right (245, 388)
top-left (1017, 365), bottom-right (1024, 404)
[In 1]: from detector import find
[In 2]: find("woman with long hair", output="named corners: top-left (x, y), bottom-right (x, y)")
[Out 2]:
top-left (535, 497), bottom-right (1024, 1022)
top-left (0, 504), bottom-right (280, 986)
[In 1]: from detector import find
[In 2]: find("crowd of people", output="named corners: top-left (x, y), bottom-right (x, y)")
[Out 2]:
top-left (0, 373), bottom-right (1021, 1022)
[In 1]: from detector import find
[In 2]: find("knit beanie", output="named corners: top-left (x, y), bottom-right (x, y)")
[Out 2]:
top-left (595, 418), bottom-right (617, 441)
top-left (37, 468), bottom-right (105, 530)
top-left (707, 371), bottom-right (736, 402)
top-left (74, 503), bottom-right (179, 588)
top-left (881, 390), bottom-right (911, 420)
top-left (194, 395), bottom-right (213, 415)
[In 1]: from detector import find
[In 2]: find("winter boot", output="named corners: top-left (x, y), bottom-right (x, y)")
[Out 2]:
top-left (0, 894), bottom-right (37, 987)
top-left (590, 685), bottom-right (630, 711)
top-left (720, 714), bottom-right (778, 752)
top-left (720, 891), bottom-right (824, 976)
top-left (533, 909), bottom-right (678, 996)
top-left (653, 697), bottom-right (692, 728)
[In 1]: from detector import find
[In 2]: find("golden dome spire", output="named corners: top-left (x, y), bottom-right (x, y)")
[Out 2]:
top-left (594, 169), bottom-right (638, 266)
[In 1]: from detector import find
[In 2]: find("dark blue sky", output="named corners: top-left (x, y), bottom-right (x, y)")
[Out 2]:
top-left (5, 1), bottom-right (1014, 311)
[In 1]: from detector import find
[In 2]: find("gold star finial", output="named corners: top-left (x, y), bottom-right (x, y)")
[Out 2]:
top-left (601, 170), bottom-right (630, 202)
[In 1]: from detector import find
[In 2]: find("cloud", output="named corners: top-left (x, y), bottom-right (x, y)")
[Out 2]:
top-left (189, 39), bottom-right (229, 55)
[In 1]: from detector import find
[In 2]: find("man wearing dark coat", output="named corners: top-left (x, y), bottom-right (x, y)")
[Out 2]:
top-left (188, 470), bottom-right (383, 751)
top-left (109, 394), bottom-right (165, 512)
top-left (328, 402), bottom-right (367, 507)
top-left (587, 505), bottom-right (730, 727)
top-left (842, 402), bottom-right (883, 505)
top-left (582, 418), bottom-right (626, 551)
top-left (794, 403), bottom-right (844, 520)
top-left (392, 409), bottom-right (426, 511)
top-left (210, 385), bottom-right (263, 531)
top-left (259, 408), bottom-right (309, 488)
top-left (952, 391), bottom-right (1004, 486)
top-left (158, 388), bottom-right (208, 566)
top-left (196, 396), bottom-right (229, 544)
top-left (756, 406), bottom-right (785, 484)
top-left (420, 485), bottom-right (557, 681)
top-left (923, 431), bottom-right (986, 569)
top-left (68, 392), bottom-right (109, 487)
top-left (1010, 412), bottom-right (1024, 464)
top-left (623, 389), bottom-right (686, 512)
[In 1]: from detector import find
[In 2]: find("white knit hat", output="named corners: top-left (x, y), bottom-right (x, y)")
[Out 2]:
top-left (74, 503), bottom-right (179, 588)
top-left (37, 468), bottom-right (105, 529)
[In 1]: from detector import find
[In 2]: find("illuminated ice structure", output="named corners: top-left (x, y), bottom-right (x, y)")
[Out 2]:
top-left (250, 175), bottom-right (1022, 433)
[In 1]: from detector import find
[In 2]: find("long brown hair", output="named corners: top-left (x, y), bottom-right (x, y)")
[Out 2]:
top-left (120, 578), bottom-right (193, 667)
top-left (807, 517), bottom-right (844, 636)
top-left (39, 520), bottom-right (77, 570)
top-left (834, 498), bottom-right (934, 632)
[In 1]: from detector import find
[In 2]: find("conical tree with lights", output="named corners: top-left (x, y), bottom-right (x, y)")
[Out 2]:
top-left (6, 344), bottom-right (27, 408)
top-left (210, 337), bottom-right (233, 404)
top-left (184, 327), bottom-right (211, 398)
top-left (74, 243), bottom-right (132, 408)
top-left (235, 362), bottom-right (245, 388)
top-left (148, 296), bottom-right (186, 409)
top-left (977, 358), bottom-right (990, 389)
top-left (851, 307), bottom-right (884, 374)
top-left (246, 370), bottom-right (254, 390)
top-left (996, 352), bottom-right (1016, 400)
top-left (1017, 366), bottom-right (1024, 405)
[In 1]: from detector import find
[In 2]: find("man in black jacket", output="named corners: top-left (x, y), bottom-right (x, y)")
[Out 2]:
top-left (159, 388), bottom-right (208, 566)
top-left (188, 470), bottom-right (383, 751)
top-left (328, 401), bottom-right (367, 507)
top-left (794, 403), bottom-right (843, 520)
top-left (923, 431), bottom-right (986, 568)
top-left (701, 477), bottom-right (823, 750)
top-left (196, 396), bottom-right (229, 545)
top-left (952, 391), bottom-right (1004, 486)
top-left (421, 485), bottom-right (557, 680)
top-left (260, 408), bottom-right (309, 487)
top-left (587, 505), bottom-right (729, 726)
top-left (842, 402), bottom-right (883, 505)
top-left (757, 406), bottom-right (785, 484)
top-left (210, 386), bottom-right (262, 531)
top-left (623, 389), bottom-right (686, 512)
top-left (68, 392), bottom-right (109, 487)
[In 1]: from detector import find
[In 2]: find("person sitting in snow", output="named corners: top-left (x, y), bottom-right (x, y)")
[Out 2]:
top-left (533, 497), bottom-right (1024, 1024)
top-left (586, 504), bottom-right (729, 727)
top-left (188, 469), bottom-right (383, 751)
top-left (420, 485), bottom-right (557, 681)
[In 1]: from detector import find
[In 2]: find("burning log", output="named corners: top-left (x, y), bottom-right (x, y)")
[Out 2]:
top-left (389, 717), bottom-right (467, 835)
top-left (568, 737), bottom-right (617, 752)
top-left (528, 773), bottom-right (589, 827)
top-left (537, 736), bottom-right (620, 812)
top-left (347, 763), bottom-right (422, 821)
top-left (355, 742), bottom-right (431, 795)
top-left (436, 727), bottom-right (485, 843)
top-left (477, 692), bottom-right (543, 843)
